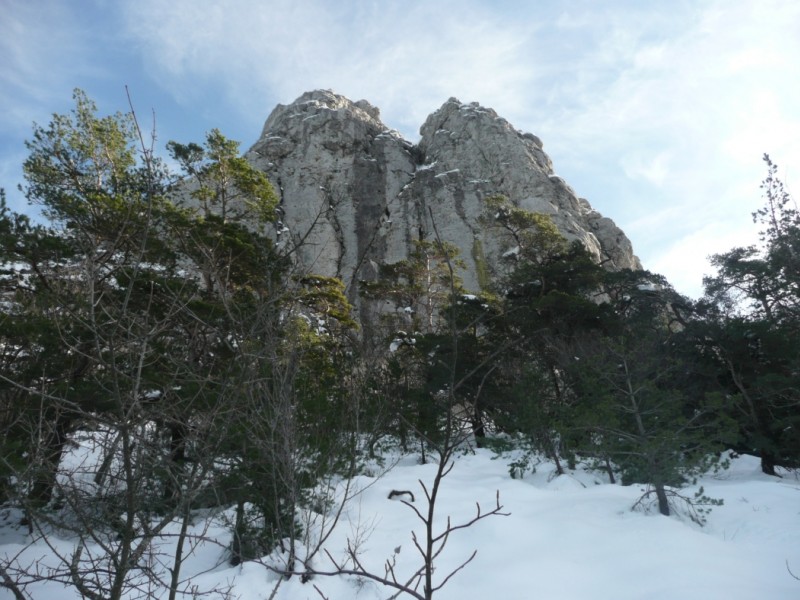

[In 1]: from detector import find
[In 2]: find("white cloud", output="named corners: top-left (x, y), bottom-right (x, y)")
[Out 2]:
top-left (0, 0), bottom-right (108, 134)
top-left (119, 0), bottom-right (541, 138)
top-left (1, 2), bottom-right (80, 211)
top-left (621, 152), bottom-right (672, 187)
top-left (648, 218), bottom-right (760, 299)
top-left (517, 0), bottom-right (800, 296)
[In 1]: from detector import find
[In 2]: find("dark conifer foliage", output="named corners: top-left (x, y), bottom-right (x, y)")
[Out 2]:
top-left (0, 91), bottom-right (359, 597)
top-left (698, 155), bottom-right (800, 474)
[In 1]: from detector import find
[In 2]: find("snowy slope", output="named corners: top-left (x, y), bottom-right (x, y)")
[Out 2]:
top-left (1, 449), bottom-right (798, 599)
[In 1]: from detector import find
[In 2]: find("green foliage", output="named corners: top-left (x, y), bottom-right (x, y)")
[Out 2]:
top-left (631, 483), bottom-right (724, 526)
top-left (22, 90), bottom-right (139, 231)
top-left (481, 194), bottom-right (568, 265)
top-left (359, 237), bottom-right (488, 456)
top-left (699, 155), bottom-right (800, 474)
top-left (471, 238), bottom-right (491, 291)
top-left (361, 239), bottom-right (466, 334)
top-left (561, 323), bottom-right (734, 518)
top-left (474, 194), bottom-right (732, 504)
top-left (295, 274), bottom-right (359, 331)
top-left (476, 196), bottom-right (610, 465)
top-left (705, 155), bottom-right (799, 326)
top-left (168, 128), bottom-right (278, 226)
top-left (2, 91), bottom-right (360, 577)
top-left (507, 451), bottom-right (537, 480)
top-left (164, 130), bottom-right (283, 300)
top-left (482, 194), bottom-right (608, 336)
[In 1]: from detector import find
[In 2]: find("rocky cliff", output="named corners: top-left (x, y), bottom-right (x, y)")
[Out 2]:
top-left (246, 90), bottom-right (640, 306)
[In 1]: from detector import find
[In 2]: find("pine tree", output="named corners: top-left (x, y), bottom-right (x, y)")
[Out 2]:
top-left (700, 155), bottom-right (800, 474)
top-left (1, 91), bottom-right (360, 593)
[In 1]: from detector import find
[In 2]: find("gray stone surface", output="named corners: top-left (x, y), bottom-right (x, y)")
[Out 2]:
top-left (246, 90), bottom-right (641, 309)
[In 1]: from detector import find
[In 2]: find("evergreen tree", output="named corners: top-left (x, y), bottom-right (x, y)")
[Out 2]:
top-left (0, 91), bottom-right (359, 590)
top-left (360, 239), bottom-right (469, 456)
top-left (563, 321), bottom-right (732, 518)
top-left (700, 155), bottom-right (800, 474)
top-left (480, 195), bottom-right (610, 471)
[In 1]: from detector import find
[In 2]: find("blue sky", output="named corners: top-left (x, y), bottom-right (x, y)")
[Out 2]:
top-left (2, 0), bottom-right (798, 298)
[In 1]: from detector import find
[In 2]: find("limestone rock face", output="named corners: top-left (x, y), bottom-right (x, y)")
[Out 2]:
top-left (247, 90), bottom-right (640, 305)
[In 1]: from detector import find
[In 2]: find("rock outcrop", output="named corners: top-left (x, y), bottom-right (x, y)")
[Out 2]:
top-left (246, 90), bottom-right (640, 308)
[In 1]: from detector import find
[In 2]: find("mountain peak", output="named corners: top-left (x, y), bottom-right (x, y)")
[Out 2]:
top-left (248, 91), bottom-right (640, 313)
top-left (260, 89), bottom-right (383, 139)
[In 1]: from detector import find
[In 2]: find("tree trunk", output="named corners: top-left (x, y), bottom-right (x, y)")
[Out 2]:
top-left (549, 440), bottom-right (565, 476)
top-left (654, 483), bottom-right (670, 516)
top-left (163, 421), bottom-right (188, 504)
top-left (604, 458), bottom-right (616, 484)
top-left (760, 450), bottom-right (779, 477)
top-left (29, 416), bottom-right (70, 507)
top-left (230, 498), bottom-right (246, 567)
top-left (168, 505), bottom-right (192, 600)
top-left (471, 403), bottom-right (486, 447)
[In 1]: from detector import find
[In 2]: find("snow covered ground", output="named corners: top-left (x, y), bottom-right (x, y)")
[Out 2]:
top-left (1, 448), bottom-right (798, 599)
